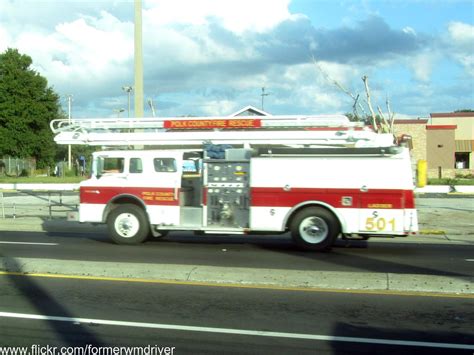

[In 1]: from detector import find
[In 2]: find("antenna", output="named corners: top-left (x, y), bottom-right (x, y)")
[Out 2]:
top-left (148, 98), bottom-right (156, 117)
top-left (261, 87), bottom-right (270, 111)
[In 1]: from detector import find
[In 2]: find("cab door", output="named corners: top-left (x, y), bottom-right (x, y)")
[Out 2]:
top-left (143, 155), bottom-right (182, 226)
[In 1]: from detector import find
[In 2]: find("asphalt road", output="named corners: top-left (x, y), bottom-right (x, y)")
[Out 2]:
top-left (0, 273), bottom-right (473, 353)
top-left (0, 230), bottom-right (473, 278)
top-left (0, 195), bottom-right (473, 352)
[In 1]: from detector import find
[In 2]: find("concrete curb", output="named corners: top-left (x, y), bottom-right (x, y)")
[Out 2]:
top-left (415, 192), bottom-right (474, 198)
top-left (0, 257), bottom-right (472, 295)
top-left (415, 185), bottom-right (474, 194)
top-left (0, 183), bottom-right (78, 191)
top-left (418, 229), bottom-right (446, 235)
top-left (0, 218), bottom-right (105, 234)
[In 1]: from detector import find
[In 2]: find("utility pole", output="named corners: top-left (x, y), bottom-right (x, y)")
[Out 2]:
top-left (134, 0), bottom-right (144, 117)
top-left (261, 87), bottom-right (270, 111)
top-left (66, 94), bottom-right (73, 169)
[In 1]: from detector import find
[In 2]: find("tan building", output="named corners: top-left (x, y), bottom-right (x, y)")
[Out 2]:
top-left (393, 113), bottom-right (474, 179)
top-left (426, 125), bottom-right (457, 178)
top-left (430, 112), bottom-right (474, 171)
top-left (393, 119), bottom-right (428, 164)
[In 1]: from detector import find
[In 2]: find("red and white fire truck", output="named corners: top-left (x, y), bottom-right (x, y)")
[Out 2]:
top-left (50, 114), bottom-right (418, 250)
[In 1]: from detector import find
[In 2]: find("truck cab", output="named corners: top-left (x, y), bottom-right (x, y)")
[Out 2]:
top-left (81, 150), bottom-right (185, 229)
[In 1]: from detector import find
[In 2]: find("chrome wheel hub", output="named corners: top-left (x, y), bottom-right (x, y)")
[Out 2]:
top-left (114, 213), bottom-right (140, 238)
top-left (299, 216), bottom-right (328, 244)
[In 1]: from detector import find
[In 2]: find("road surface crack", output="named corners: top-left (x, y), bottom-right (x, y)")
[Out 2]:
top-left (186, 266), bottom-right (198, 281)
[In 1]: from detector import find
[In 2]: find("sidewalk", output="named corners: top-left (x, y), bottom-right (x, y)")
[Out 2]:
top-left (1, 256), bottom-right (472, 295)
top-left (415, 185), bottom-right (474, 197)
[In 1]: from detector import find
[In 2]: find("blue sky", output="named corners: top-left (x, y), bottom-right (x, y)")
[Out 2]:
top-left (291, 1), bottom-right (473, 31)
top-left (0, 0), bottom-right (472, 119)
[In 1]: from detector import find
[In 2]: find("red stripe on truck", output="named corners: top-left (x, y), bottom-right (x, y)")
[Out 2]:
top-left (80, 186), bottom-right (179, 206)
top-left (80, 186), bottom-right (415, 209)
top-left (250, 188), bottom-right (415, 209)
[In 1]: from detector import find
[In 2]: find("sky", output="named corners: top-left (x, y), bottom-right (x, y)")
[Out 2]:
top-left (0, 0), bottom-right (473, 119)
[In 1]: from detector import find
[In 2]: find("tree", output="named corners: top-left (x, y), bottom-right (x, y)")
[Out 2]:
top-left (313, 58), bottom-right (395, 133)
top-left (0, 48), bottom-right (63, 168)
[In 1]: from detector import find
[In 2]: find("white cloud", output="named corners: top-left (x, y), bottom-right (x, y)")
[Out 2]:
top-left (0, 1), bottom-right (472, 118)
top-left (402, 27), bottom-right (416, 36)
top-left (446, 21), bottom-right (474, 76)
top-left (144, 0), bottom-right (293, 34)
top-left (7, 10), bottom-right (134, 110)
top-left (409, 52), bottom-right (436, 82)
top-left (55, 13), bottom-right (133, 69)
top-left (0, 26), bottom-right (11, 53)
top-left (447, 22), bottom-right (474, 44)
top-left (312, 61), bottom-right (360, 89)
top-left (200, 99), bottom-right (239, 116)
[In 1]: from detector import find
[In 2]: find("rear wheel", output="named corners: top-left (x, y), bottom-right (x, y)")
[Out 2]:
top-left (290, 207), bottom-right (340, 251)
top-left (107, 204), bottom-right (149, 245)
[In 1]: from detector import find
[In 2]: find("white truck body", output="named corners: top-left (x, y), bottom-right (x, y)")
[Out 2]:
top-left (77, 146), bottom-right (417, 250)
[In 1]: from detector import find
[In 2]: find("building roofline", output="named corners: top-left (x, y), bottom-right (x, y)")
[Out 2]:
top-left (229, 105), bottom-right (271, 117)
top-left (394, 119), bottom-right (429, 124)
top-left (430, 112), bottom-right (474, 118)
top-left (426, 125), bottom-right (458, 130)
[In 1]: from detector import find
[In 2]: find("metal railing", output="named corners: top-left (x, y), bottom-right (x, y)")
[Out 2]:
top-left (0, 191), bottom-right (78, 219)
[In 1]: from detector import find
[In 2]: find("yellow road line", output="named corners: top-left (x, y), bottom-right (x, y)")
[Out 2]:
top-left (1, 271), bottom-right (472, 299)
top-left (418, 229), bottom-right (446, 235)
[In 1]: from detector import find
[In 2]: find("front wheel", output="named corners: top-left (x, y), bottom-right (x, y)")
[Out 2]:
top-left (107, 204), bottom-right (149, 245)
top-left (290, 207), bottom-right (340, 251)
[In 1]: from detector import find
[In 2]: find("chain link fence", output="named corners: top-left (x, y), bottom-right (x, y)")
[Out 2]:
top-left (0, 157), bottom-right (37, 177)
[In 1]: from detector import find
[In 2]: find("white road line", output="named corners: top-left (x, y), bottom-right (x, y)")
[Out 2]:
top-left (0, 311), bottom-right (473, 350)
top-left (0, 241), bottom-right (58, 246)
top-left (466, 259), bottom-right (474, 262)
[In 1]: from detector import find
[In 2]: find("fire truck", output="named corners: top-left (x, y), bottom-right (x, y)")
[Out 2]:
top-left (50, 114), bottom-right (418, 251)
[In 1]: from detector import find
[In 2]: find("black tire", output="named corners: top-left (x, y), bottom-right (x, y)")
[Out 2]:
top-left (290, 207), bottom-right (340, 251)
top-left (107, 204), bottom-right (149, 245)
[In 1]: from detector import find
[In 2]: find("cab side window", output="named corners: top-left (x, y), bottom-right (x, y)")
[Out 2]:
top-left (130, 158), bottom-right (143, 174)
top-left (154, 158), bottom-right (177, 172)
top-left (101, 157), bottom-right (124, 174)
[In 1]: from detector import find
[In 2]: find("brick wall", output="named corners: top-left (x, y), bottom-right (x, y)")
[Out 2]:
top-left (393, 120), bottom-right (428, 163)
top-left (391, 119), bottom-right (473, 180)
top-left (427, 168), bottom-right (456, 179)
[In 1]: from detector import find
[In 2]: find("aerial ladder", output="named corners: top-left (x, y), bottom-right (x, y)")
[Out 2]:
top-left (50, 114), bottom-right (395, 148)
